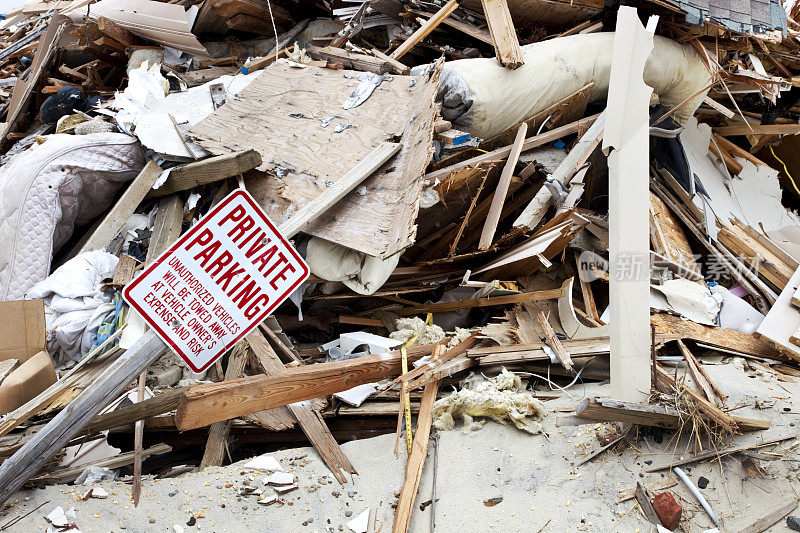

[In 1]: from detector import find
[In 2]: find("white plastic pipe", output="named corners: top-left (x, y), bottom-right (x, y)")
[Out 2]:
top-left (674, 466), bottom-right (721, 527)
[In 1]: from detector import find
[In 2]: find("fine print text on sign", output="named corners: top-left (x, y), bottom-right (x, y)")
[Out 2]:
top-left (123, 189), bottom-right (310, 373)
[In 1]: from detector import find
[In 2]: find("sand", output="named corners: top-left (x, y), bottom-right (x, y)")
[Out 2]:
top-left (2, 360), bottom-right (799, 532)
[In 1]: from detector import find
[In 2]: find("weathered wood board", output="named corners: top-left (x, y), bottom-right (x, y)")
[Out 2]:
top-left (190, 62), bottom-right (442, 258)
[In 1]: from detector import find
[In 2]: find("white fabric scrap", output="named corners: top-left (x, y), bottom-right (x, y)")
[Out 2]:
top-left (26, 251), bottom-right (119, 365)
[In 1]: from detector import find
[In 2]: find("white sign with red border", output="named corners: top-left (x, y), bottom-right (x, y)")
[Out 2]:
top-left (123, 189), bottom-right (309, 373)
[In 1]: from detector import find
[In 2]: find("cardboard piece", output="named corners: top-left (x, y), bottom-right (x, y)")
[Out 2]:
top-left (0, 351), bottom-right (57, 415)
top-left (0, 299), bottom-right (57, 415)
top-left (0, 299), bottom-right (46, 363)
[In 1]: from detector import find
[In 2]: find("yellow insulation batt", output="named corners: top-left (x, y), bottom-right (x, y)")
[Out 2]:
top-left (432, 369), bottom-right (546, 434)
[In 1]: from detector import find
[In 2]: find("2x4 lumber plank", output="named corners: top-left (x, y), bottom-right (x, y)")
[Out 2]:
top-left (390, 0), bottom-right (458, 60)
top-left (714, 124), bottom-right (800, 136)
top-left (200, 342), bottom-right (249, 468)
top-left (478, 123), bottom-right (526, 250)
top-left (147, 150), bottom-right (261, 199)
top-left (479, 0), bottom-right (523, 69)
top-left (175, 343), bottom-right (439, 431)
top-left (277, 142), bottom-right (401, 239)
top-left (246, 329), bottom-right (356, 483)
top-left (394, 287), bottom-right (565, 316)
top-left (426, 113), bottom-right (600, 183)
top-left (0, 330), bottom-right (168, 506)
top-left (392, 345), bottom-right (445, 533)
top-left (676, 340), bottom-right (725, 404)
top-left (80, 160), bottom-right (162, 254)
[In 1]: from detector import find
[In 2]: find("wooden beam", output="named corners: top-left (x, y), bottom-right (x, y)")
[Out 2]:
top-left (175, 343), bottom-right (438, 431)
top-left (306, 45), bottom-right (391, 74)
top-left (480, 0), bottom-right (523, 69)
top-left (712, 133), bottom-right (768, 167)
top-left (478, 123), bottom-right (526, 250)
top-left (147, 150), bottom-right (261, 199)
top-left (394, 287), bottom-right (565, 316)
top-left (709, 136), bottom-right (744, 175)
top-left (512, 112), bottom-right (604, 230)
top-left (278, 142), bottom-right (401, 239)
top-left (0, 330), bottom-right (168, 505)
top-left (131, 371), bottom-right (146, 506)
top-left (80, 160), bottom-right (162, 254)
top-left (96, 16), bottom-right (139, 47)
top-left (390, 0), bottom-right (459, 60)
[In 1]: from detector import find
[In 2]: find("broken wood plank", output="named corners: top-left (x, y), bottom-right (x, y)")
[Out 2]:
top-left (513, 112), bottom-right (604, 230)
top-left (145, 195), bottom-right (183, 264)
top-left (535, 311), bottom-right (573, 371)
top-left (0, 330), bottom-right (168, 506)
top-left (714, 124), bottom-right (800, 136)
top-left (478, 122), bottom-right (526, 250)
top-left (35, 443), bottom-right (171, 485)
top-left (80, 160), bottom-right (162, 254)
top-left (175, 343), bottom-right (439, 431)
top-left (131, 371), bottom-right (146, 506)
top-left (111, 254), bottom-right (138, 287)
top-left (576, 397), bottom-right (768, 433)
top-left (306, 45), bottom-right (390, 74)
top-left (676, 340), bottom-right (725, 404)
top-left (390, 0), bottom-right (458, 60)
top-left (709, 136), bottom-right (744, 175)
top-left (392, 345), bottom-right (445, 533)
top-left (644, 435), bottom-right (795, 472)
top-left (480, 0), bottom-right (524, 69)
top-left (427, 113), bottom-right (600, 183)
top-left (734, 498), bottom-right (798, 533)
top-left (394, 287), bottom-right (565, 316)
top-left (200, 341), bottom-right (248, 468)
top-left (653, 313), bottom-right (783, 362)
top-left (246, 329), bottom-right (356, 483)
top-left (147, 150), bottom-right (261, 199)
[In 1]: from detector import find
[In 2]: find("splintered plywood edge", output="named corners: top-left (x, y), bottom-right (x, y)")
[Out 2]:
top-left (189, 62), bottom-right (442, 259)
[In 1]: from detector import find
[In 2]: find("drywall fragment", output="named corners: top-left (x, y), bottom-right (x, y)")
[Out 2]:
top-left (347, 508), bottom-right (370, 533)
top-left (243, 454), bottom-right (284, 472)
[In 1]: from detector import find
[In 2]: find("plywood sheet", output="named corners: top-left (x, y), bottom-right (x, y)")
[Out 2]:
top-left (191, 62), bottom-right (441, 258)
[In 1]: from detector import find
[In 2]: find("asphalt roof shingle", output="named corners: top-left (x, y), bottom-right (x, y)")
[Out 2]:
top-left (655, 0), bottom-right (787, 34)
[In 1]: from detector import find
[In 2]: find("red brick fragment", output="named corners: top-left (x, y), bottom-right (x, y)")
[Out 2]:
top-left (652, 491), bottom-right (682, 530)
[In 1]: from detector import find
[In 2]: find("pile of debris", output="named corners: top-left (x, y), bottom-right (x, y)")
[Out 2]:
top-left (3, 0), bottom-right (800, 530)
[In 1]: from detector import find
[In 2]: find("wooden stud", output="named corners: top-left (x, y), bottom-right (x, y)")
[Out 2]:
top-left (390, 0), bottom-right (459, 60)
top-left (480, 0), bottom-right (524, 69)
top-left (147, 150), bottom-right (261, 199)
top-left (479, 123), bottom-right (527, 250)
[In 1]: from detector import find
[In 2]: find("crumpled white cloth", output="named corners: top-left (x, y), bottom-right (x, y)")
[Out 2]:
top-left (26, 250), bottom-right (118, 365)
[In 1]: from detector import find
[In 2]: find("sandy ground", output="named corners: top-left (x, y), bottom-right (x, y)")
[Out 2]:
top-left (2, 360), bottom-right (800, 533)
